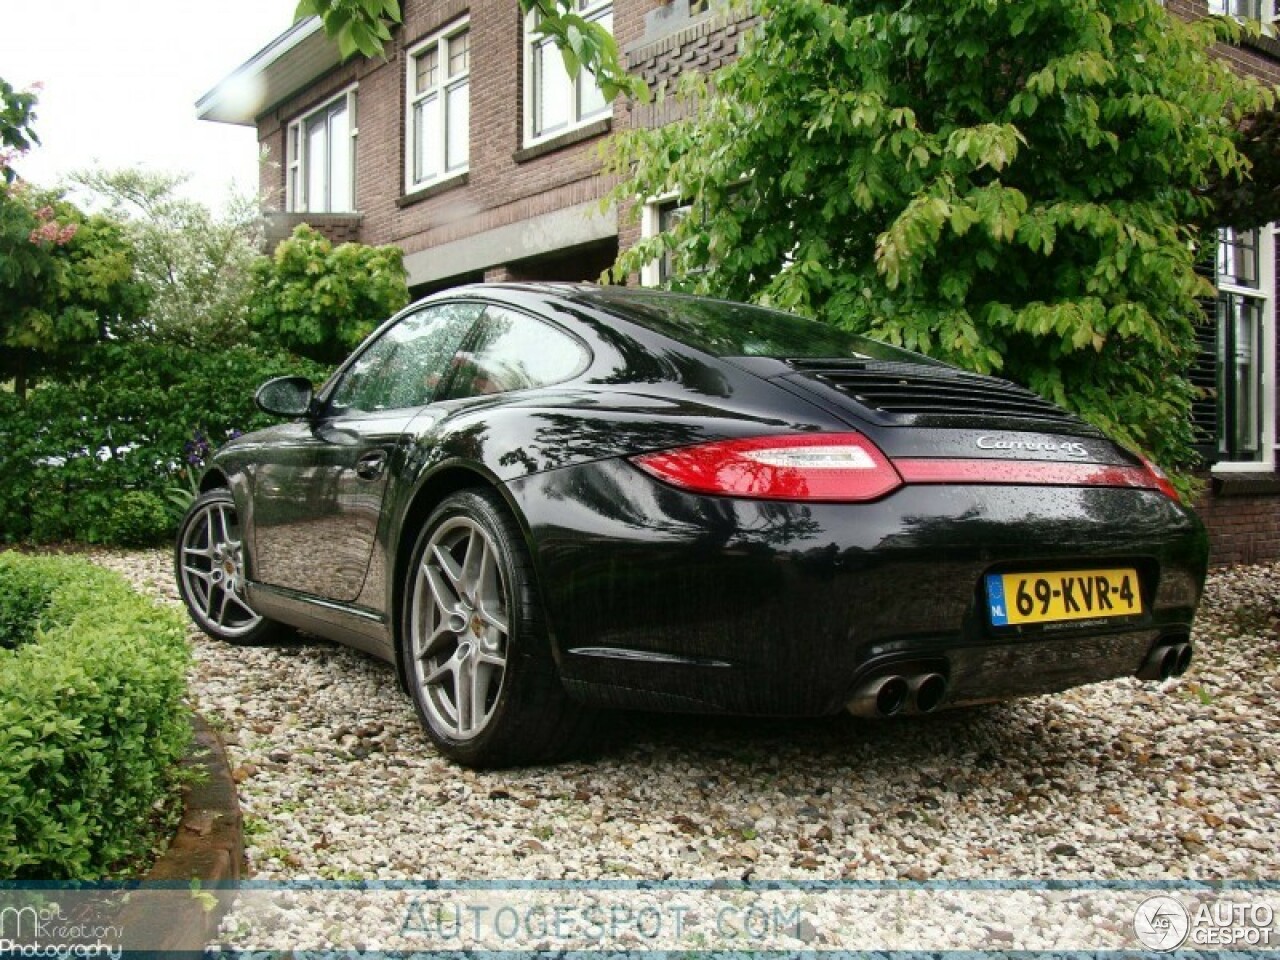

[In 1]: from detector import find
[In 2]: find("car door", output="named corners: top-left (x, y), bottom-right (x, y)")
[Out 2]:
top-left (249, 301), bottom-right (485, 603)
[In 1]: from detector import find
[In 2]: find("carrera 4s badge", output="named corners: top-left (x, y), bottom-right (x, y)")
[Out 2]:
top-left (976, 436), bottom-right (1090, 458)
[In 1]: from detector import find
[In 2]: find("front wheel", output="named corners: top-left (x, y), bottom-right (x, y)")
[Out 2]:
top-left (402, 489), bottom-right (588, 768)
top-left (175, 489), bottom-right (282, 644)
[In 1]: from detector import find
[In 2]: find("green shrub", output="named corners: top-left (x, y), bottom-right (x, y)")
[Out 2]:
top-left (0, 341), bottom-right (331, 544)
top-left (249, 224), bottom-right (409, 364)
top-left (0, 564), bottom-right (52, 651)
top-left (0, 553), bottom-right (191, 879)
top-left (105, 491), bottom-right (173, 547)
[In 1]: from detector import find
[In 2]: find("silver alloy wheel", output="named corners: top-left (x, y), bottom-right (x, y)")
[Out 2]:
top-left (409, 516), bottom-right (510, 741)
top-left (179, 498), bottom-right (263, 638)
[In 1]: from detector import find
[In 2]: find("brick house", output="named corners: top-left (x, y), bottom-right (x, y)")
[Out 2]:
top-left (197, 0), bottom-right (1280, 564)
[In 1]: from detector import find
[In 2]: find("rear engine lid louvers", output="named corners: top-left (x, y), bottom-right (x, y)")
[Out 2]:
top-left (784, 358), bottom-right (1094, 432)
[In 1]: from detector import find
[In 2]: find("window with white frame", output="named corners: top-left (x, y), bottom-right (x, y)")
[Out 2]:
top-left (287, 89), bottom-right (357, 213)
top-left (406, 20), bottom-right (470, 191)
top-left (1212, 225), bottom-right (1276, 468)
top-left (640, 198), bottom-right (692, 286)
top-left (524, 0), bottom-right (612, 145)
top-left (1208, 0), bottom-right (1277, 21)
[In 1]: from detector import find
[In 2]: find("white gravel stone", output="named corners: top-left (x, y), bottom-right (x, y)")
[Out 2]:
top-left (86, 548), bottom-right (1280, 947)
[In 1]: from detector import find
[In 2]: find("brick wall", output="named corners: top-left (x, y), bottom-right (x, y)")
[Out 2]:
top-left (1194, 478), bottom-right (1280, 565)
top-left (263, 212), bottom-right (363, 249)
top-left (258, 0), bottom-right (667, 277)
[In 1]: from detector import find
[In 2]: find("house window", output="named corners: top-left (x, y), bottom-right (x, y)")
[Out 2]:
top-left (524, 0), bottom-right (612, 145)
top-left (406, 20), bottom-right (470, 191)
top-left (1211, 226), bottom-right (1276, 469)
top-left (640, 199), bottom-right (692, 286)
top-left (1208, 0), bottom-right (1277, 20)
top-left (287, 89), bottom-right (357, 213)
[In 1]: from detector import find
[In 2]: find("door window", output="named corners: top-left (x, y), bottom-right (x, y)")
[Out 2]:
top-left (330, 302), bottom-right (484, 413)
top-left (444, 306), bottom-right (589, 399)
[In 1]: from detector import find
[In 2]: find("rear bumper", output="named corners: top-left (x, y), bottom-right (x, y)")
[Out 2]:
top-left (506, 460), bottom-right (1209, 715)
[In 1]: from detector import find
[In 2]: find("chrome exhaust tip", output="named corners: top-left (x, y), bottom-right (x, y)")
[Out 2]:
top-left (847, 674), bottom-right (910, 717)
top-left (910, 673), bottom-right (948, 713)
top-left (1138, 640), bottom-right (1193, 681)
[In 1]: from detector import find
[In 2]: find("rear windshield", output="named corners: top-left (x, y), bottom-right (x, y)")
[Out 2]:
top-left (582, 289), bottom-right (945, 364)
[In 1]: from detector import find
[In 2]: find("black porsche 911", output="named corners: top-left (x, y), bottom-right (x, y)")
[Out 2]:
top-left (175, 284), bottom-right (1208, 767)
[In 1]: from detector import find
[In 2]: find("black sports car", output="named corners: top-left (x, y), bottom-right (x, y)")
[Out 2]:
top-left (175, 284), bottom-right (1208, 767)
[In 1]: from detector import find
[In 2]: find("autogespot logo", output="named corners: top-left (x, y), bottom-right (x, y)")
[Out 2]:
top-left (1134, 896), bottom-right (1191, 951)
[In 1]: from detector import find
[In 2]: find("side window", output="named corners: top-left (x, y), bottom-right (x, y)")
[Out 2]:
top-left (330, 302), bottom-right (484, 413)
top-left (445, 306), bottom-right (589, 399)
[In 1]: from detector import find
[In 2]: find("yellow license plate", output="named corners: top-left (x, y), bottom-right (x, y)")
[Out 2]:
top-left (986, 568), bottom-right (1142, 626)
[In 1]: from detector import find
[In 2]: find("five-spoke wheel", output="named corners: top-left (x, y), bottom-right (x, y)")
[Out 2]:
top-left (175, 489), bottom-right (278, 643)
top-left (409, 515), bottom-right (511, 740)
top-left (403, 489), bottom-right (587, 767)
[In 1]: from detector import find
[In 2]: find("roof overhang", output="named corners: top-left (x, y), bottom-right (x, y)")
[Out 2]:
top-left (196, 16), bottom-right (341, 126)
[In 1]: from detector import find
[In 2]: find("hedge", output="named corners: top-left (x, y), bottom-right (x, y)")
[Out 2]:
top-left (0, 341), bottom-right (331, 545)
top-left (0, 553), bottom-right (191, 879)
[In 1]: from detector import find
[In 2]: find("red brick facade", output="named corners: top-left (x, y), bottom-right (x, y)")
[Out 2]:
top-left (254, 0), bottom-right (668, 282)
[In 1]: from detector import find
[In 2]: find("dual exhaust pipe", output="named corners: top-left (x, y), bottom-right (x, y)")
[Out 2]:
top-left (847, 670), bottom-right (948, 718)
top-left (848, 639), bottom-right (1193, 717)
top-left (1138, 640), bottom-right (1193, 681)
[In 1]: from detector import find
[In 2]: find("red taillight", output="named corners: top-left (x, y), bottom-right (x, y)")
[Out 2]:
top-left (631, 433), bottom-right (903, 502)
top-left (632, 435), bottom-right (1183, 503)
top-left (894, 458), bottom-right (1171, 493)
top-left (1138, 456), bottom-right (1181, 502)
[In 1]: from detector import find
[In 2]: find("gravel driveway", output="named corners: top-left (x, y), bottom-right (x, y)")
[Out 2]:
top-left (94, 549), bottom-right (1278, 887)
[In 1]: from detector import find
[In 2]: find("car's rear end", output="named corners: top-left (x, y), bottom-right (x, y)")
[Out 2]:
top-left (510, 288), bottom-right (1209, 718)
top-left (757, 355), bottom-right (1206, 715)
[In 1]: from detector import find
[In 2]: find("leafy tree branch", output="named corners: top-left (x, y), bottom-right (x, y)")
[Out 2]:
top-left (606, 0), bottom-right (1276, 479)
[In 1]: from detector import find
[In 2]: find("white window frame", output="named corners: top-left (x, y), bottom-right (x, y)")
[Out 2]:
top-left (1212, 223), bottom-right (1276, 473)
top-left (286, 86), bottom-right (358, 213)
top-left (522, 0), bottom-right (613, 148)
top-left (640, 194), bottom-right (689, 287)
top-left (404, 18), bottom-right (471, 193)
top-left (1208, 0), bottom-right (1278, 22)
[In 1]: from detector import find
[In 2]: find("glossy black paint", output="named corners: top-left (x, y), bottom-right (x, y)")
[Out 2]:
top-left (202, 283), bottom-right (1209, 716)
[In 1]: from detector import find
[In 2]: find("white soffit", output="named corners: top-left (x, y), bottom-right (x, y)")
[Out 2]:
top-left (196, 17), bottom-right (340, 126)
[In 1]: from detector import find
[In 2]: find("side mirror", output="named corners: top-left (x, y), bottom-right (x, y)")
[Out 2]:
top-left (255, 376), bottom-right (314, 418)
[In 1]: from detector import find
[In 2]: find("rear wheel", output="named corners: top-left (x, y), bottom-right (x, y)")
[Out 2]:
top-left (175, 489), bottom-right (282, 644)
top-left (402, 489), bottom-right (588, 768)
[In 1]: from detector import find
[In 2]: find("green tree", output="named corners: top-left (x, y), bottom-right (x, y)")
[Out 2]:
top-left (249, 223), bottom-right (409, 364)
top-left (68, 168), bottom-right (262, 348)
top-left (607, 0), bottom-right (1274, 475)
top-left (0, 77), bottom-right (39, 184)
top-left (297, 0), bottom-right (642, 100)
top-left (1204, 108), bottom-right (1280, 229)
top-left (0, 184), bottom-right (149, 398)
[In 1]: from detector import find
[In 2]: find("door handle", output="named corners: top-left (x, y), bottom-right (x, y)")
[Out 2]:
top-left (355, 450), bottom-right (388, 481)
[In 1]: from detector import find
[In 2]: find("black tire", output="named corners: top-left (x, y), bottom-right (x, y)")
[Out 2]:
top-left (401, 489), bottom-right (590, 768)
top-left (174, 488), bottom-right (284, 645)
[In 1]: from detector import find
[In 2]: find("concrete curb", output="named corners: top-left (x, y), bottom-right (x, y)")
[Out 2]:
top-left (119, 713), bottom-right (243, 955)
